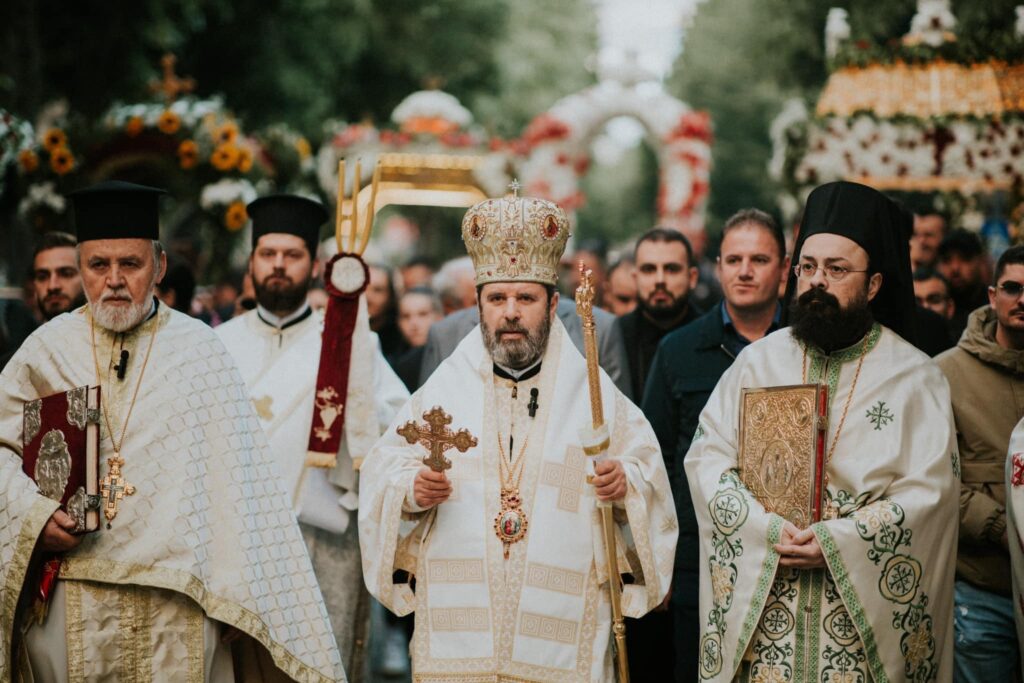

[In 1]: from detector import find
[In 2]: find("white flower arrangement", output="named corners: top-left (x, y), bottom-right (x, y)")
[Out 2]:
top-left (199, 178), bottom-right (257, 211)
top-left (17, 181), bottom-right (66, 219)
top-left (825, 8), bottom-right (851, 60)
top-left (907, 0), bottom-right (957, 47)
top-left (104, 97), bottom-right (226, 130)
top-left (391, 91), bottom-right (473, 128)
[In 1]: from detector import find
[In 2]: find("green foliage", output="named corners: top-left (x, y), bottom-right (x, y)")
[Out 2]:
top-left (471, 0), bottom-right (597, 137)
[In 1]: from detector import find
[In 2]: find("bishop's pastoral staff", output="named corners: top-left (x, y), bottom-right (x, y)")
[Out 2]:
top-left (0, 181), bottom-right (346, 682)
top-left (686, 182), bottom-right (958, 683)
top-left (359, 189), bottom-right (677, 682)
top-left (217, 193), bottom-right (408, 681)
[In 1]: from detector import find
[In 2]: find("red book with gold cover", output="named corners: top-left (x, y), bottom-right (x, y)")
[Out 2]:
top-left (21, 385), bottom-right (101, 533)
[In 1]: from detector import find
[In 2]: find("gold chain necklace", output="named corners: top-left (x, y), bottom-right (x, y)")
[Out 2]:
top-left (90, 309), bottom-right (160, 528)
top-left (801, 333), bottom-right (869, 497)
top-left (494, 426), bottom-right (530, 560)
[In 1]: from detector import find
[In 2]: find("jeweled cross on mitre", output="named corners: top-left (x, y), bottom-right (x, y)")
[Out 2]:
top-left (397, 406), bottom-right (478, 472)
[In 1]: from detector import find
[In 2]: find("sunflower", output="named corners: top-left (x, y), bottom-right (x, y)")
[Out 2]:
top-left (18, 149), bottom-right (39, 173)
top-left (295, 137), bottom-right (312, 160)
top-left (42, 128), bottom-right (67, 152)
top-left (215, 121), bottom-right (239, 145)
top-left (49, 147), bottom-right (74, 175)
top-left (125, 116), bottom-right (144, 137)
top-left (210, 143), bottom-right (240, 171)
top-left (224, 201), bottom-right (248, 231)
top-left (177, 139), bottom-right (199, 170)
top-left (157, 110), bottom-right (181, 135)
top-left (237, 146), bottom-right (254, 173)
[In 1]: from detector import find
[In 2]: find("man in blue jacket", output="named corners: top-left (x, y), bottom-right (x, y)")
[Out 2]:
top-left (641, 208), bottom-right (788, 681)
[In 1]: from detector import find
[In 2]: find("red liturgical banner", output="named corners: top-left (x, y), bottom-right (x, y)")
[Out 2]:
top-left (22, 385), bottom-right (101, 533)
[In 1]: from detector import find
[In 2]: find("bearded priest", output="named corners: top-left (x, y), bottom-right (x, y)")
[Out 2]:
top-left (686, 181), bottom-right (957, 682)
top-left (359, 188), bottom-right (677, 682)
top-left (0, 181), bottom-right (345, 682)
top-left (217, 194), bottom-right (408, 681)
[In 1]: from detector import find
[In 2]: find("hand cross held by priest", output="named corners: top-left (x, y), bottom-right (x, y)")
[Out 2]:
top-left (0, 181), bottom-right (346, 682)
top-left (359, 189), bottom-right (678, 682)
top-left (685, 181), bottom-right (958, 682)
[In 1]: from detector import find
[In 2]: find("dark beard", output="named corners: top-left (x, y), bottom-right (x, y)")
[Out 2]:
top-left (789, 287), bottom-right (874, 353)
top-left (253, 272), bottom-right (310, 315)
top-left (481, 314), bottom-right (551, 369)
top-left (638, 290), bottom-right (689, 324)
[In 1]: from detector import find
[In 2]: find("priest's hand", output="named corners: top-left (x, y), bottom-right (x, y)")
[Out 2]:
top-left (413, 467), bottom-right (452, 508)
top-left (774, 523), bottom-right (826, 569)
top-left (39, 509), bottom-right (83, 553)
top-left (593, 459), bottom-right (627, 502)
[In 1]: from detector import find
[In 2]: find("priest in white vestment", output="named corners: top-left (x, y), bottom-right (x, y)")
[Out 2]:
top-left (216, 194), bottom-right (408, 680)
top-left (359, 190), bottom-right (677, 682)
top-left (0, 181), bottom-right (345, 682)
top-left (686, 182), bottom-right (957, 682)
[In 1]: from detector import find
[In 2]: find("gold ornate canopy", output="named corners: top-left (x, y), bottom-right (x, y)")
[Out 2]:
top-left (817, 61), bottom-right (1024, 119)
top-left (336, 152), bottom-right (489, 237)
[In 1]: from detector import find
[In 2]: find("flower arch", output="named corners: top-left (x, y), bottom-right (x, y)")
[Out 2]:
top-left (515, 79), bottom-right (713, 233)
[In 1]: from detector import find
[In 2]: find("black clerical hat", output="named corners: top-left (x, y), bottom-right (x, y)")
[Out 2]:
top-left (784, 181), bottom-right (916, 342)
top-left (248, 195), bottom-right (327, 258)
top-left (69, 180), bottom-right (166, 242)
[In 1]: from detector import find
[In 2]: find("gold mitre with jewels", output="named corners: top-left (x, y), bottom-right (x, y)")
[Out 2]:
top-left (461, 184), bottom-right (570, 286)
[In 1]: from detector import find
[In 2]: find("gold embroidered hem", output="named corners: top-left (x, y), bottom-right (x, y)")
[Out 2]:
top-left (28, 579), bottom-right (218, 683)
top-left (57, 556), bottom-right (334, 683)
top-left (1, 496), bottom-right (58, 680)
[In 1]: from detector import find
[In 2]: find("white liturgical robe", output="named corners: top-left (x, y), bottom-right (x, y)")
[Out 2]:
top-left (359, 318), bottom-right (677, 683)
top-left (0, 303), bottom-right (345, 682)
top-left (686, 324), bottom-right (958, 683)
top-left (216, 301), bottom-right (407, 680)
top-left (1006, 418), bottom-right (1024, 675)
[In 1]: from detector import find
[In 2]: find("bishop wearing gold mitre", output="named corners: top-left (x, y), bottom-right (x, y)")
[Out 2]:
top-left (685, 182), bottom-right (958, 682)
top-left (359, 188), bottom-right (677, 682)
top-left (0, 181), bottom-right (346, 682)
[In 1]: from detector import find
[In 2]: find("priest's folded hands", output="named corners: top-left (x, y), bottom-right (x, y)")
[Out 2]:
top-left (773, 521), bottom-right (826, 569)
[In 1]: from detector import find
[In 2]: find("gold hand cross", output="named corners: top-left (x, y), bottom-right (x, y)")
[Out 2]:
top-left (397, 406), bottom-right (478, 472)
top-left (100, 454), bottom-right (135, 527)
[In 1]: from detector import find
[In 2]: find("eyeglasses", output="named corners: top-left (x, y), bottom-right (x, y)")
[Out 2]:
top-left (994, 281), bottom-right (1024, 298)
top-left (792, 263), bottom-right (869, 282)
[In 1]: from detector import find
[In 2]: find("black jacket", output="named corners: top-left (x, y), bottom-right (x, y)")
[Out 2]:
top-left (641, 306), bottom-right (737, 575)
top-left (617, 303), bottom-right (701, 401)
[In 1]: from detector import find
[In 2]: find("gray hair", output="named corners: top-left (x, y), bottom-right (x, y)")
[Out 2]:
top-left (432, 256), bottom-right (475, 310)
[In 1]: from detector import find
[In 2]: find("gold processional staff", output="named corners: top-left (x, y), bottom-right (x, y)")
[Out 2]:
top-left (575, 263), bottom-right (630, 682)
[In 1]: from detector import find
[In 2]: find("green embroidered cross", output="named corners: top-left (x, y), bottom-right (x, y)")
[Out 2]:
top-left (865, 401), bottom-right (894, 431)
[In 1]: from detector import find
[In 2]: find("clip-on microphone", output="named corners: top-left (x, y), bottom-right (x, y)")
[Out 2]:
top-left (114, 350), bottom-right (130, 380)
top-left (528, 388), bottom-right (539, 418)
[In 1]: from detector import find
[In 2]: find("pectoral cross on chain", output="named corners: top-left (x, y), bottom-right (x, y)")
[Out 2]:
top-left (101, 454), bottom-right (135, 528)
top-left (397, 406), bottom-right (478, 472)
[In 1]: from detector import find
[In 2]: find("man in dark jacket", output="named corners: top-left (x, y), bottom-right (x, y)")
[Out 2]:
top-left (641, 209), bottom-right (788, 681)
top-left (616, 227), bottom-right (702, 402)
top-left (616, 227), bottom-right (701, 681)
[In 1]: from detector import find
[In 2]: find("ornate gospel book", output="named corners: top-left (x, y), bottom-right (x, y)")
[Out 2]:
top-left (737, 384), bottom-right (829, 527)
top-left (21, 385), bottom-right (101, 533)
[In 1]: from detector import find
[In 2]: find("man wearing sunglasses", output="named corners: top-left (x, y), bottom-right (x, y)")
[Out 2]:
top-left (937, 245), bottom-right (1024, 683)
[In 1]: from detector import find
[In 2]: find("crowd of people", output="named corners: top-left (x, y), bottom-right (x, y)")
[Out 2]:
top-left (1, 179), bottom-right (1022, 682)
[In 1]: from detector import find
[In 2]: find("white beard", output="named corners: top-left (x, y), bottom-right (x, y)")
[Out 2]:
top-left (90, 294), bottom-right (152, 332)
